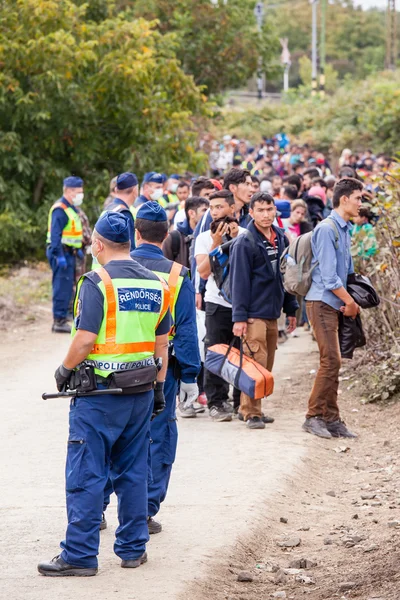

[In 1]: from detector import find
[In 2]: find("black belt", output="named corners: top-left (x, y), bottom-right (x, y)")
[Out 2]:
top-left (62, 245), bottom-right (78, 255)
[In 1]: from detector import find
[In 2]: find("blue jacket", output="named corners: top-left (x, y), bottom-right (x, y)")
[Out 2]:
top-left (131, 244), bottom-right (201, 383)
top-left (48, 196), bottom-right (79, 258)
top-left (230, 221), bottom-right (298, 322)
top-left (106, 198), bottom-right (135, 250)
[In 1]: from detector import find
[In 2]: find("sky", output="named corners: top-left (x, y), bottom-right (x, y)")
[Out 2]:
top-left (354, 0), bottom-right (387, 8)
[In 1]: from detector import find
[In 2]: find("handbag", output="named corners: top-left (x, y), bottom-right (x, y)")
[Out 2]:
top-left (205, 337), bottom-right (274, 400)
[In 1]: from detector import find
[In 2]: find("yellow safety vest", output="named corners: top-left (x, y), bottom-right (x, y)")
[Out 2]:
top-left (47, 201), bottom-right (83, 248)
top-left (73, 266), bottom-right (170, 377)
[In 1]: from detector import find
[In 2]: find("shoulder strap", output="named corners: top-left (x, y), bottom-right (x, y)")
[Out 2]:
top-left (97, 267), bottom-right (117, 344)
top-left (170, 230), bottom-right (181, 260)
top-left (326, 217), bottom-right (339, 249)
top-left (167, 262), bottom-right (182, 313)
top-left (52, 201), bottom-right (68, 212)
top-left (155, 275), bottom-right (171, 328)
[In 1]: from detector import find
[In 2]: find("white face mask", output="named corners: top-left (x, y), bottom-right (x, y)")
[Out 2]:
top-left (150, 188), bottom-right (164, 202)
top-left (73, 192), bottom-right (84, 206)
top-left (170, 183), bottom-right (178, 193)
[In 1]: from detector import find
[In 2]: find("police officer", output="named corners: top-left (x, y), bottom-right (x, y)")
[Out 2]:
top-left (163, 174), bottom-right (181, 204)
top-left (133, 172), bottom-right (166, 209)
top-left (133, 202), bottom-right (201, 534)
top-left (46, 176), bottom-right (84, 333)
top-left (38, 211), bottom-right (171, 576)
top-left (105, 172), bottom-right (138, 250)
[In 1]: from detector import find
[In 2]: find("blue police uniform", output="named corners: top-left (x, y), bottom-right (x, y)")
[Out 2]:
top-left (39, 212), bottom-right (172, 574)
top-left (133, 172), bottom-right (166, 209)
top-left (131, 243), bottom-right (200, 517)
top-left (46, 179), bottom-right (83, 322)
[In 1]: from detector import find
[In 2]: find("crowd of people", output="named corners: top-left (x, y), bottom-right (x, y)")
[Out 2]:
top-left (41, 133), bottom-right (389, 576)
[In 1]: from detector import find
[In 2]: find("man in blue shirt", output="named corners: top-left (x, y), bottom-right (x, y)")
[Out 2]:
top-left (304, 178), bottom-right (363, 440)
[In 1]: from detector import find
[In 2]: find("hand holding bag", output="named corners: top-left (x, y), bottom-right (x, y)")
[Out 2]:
top-left (205, 337), bottom-right (274, 400)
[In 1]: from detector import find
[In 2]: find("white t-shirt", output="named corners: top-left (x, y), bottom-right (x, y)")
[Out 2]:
top-left (173, 208), bottom-right (186, 229)
top-left (194, 227), bottom-right (247, 308)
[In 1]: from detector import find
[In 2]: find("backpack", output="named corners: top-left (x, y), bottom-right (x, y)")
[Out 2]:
top-left (209, 231), bottom-right (255, 304)
top-left (280, 218), bottom-right (339, 296)
top-left (169, 229), bottom-right (181, 261)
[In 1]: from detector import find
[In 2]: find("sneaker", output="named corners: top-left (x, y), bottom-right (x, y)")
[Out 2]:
top-left (209, 406), bottom-right (233, 422)
top-left (52, 319), bottom-right (71, 334)
top-left (222, 401), bottom-right (234, 413)
top-left (247, 416), bottom-right (266, 430)
top-left (291, 329), bottom-right (300, 338)
top-left (237, 412), bottom-right (274, 424)
top-left (302, 417), bottom-right (332, 439)
top-left (178, 402), bottom-right (197, 418)
top-left (147, 517), bottom-right (162, 534)
top-left (278, 330), bottom-right (288, 344)
top-left (326, 420), bottom-right (358, 439)
top-left (193, 401), bottom-right (206, 414)
top-left (197, 392), bottom-right (207, 406)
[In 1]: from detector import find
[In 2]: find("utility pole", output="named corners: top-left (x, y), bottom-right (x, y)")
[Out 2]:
top-left (319, 0), bottom-right (327, 98)
top-left (311, 0), bottom-right (319, 96)
top-left (385, 0), bottom-right (397, 70)
top-left (254, 2), bottom-right (264, 100)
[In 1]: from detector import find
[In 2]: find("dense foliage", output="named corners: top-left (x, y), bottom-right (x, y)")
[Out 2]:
top-left (219, 72), bottom-right (400, 159)
top-left (0, 0), bottom-right (210, 262)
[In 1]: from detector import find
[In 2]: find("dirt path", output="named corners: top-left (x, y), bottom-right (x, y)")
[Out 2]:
top-left (0, 321), bottom-right (316, 600)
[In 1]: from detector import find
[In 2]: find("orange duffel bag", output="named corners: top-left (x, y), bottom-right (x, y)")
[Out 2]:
top-left (205, 338), bottom-right (274, 399)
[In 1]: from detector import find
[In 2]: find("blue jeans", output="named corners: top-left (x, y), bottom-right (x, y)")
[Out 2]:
top-left (60, 389), bottom-right (153, 568)
top-left (46, 248), bottom-right (75, 320)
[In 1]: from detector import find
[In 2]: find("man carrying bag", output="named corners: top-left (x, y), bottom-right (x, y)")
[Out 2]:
top-left (230, 192), bottom-right (298, 429)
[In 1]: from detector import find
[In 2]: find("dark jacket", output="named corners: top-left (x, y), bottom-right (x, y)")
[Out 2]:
top-left (305, 195), bottom-right (325, 228)
top-left (162, 219), bottom-right (193, 268)
top-left (230, 221), bottom-right (298, 322)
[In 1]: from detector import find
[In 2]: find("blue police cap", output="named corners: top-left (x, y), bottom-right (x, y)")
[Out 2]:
top-left (161, 173), bottom-right (168, 183)
top-left (136, 201), bottom-right (167, 222)
top-left (169, 174), bottom-right (181, 180)
top-left (95, 211), bottom-right (130, 243)
top-left (116, 172), bottom-right (138, 190)
top-left (64, 176), bottom-right (83, 188)
top-left (143, 172), bottom-right (165, 185)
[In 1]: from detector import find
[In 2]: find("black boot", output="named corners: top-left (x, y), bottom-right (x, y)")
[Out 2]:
top-left (37, 555), bottom-right (97, 577)
top-left (121, 552), bottom-right (148, 569)
top-left (52, 319), bottom-right (71, 334)
top-left (147, 516), bottom-right (162, 534)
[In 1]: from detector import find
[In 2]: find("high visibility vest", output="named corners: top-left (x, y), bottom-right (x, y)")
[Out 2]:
top-left (46, 201), bottom-right (83, 248)
top-left (153, 262), bottom-right (184, 340)
top-left (73, 266), bottom-right (170, 377)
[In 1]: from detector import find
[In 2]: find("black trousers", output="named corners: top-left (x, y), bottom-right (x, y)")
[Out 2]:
top-left (204, 302), bottom-right (241, 409)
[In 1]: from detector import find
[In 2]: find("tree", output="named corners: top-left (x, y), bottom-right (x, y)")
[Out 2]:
top-left (118, 0), bottom-right (279, 95)
top-left (0, 0), bottom-right (210, 262)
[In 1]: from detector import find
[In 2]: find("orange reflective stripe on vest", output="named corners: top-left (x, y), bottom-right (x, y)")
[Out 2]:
top-left (168, 262), bottom-right (182, 313)
top-left (155, 275), bottom-right (171, 328)
top-left (90, 267), bottom-right (161, 355)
